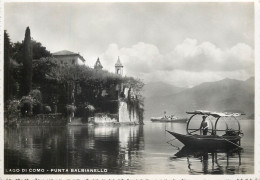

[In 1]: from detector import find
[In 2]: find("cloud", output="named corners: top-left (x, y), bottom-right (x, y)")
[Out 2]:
top-left (100, 42), bottom-right (163, 76)
top-left (163, 38), bottom-right (254, 72)
top-left (4, 3), bottom-right (254, 87)
top-left (98, 38), bottom-right (253, 86)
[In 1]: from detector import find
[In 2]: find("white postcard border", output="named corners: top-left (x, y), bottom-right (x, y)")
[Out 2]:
top-left (0, 0), bottom-right (259, 179)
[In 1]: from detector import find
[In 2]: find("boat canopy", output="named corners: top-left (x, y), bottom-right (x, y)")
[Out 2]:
top-left (186, 110), bottom-right (245, 118)
top-left (185, 110), bottom-right (245, 135)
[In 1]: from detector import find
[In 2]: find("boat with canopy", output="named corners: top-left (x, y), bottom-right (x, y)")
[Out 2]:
top-left (166, 110), bottom-right (245, 149)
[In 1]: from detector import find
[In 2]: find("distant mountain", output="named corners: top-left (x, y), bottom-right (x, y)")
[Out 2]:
top-left (142, 82), bottom-right (186, 118)
top-left (144, 77), bottom-right (254, 119)
top-left (142, 82), bottom-right (185, 98)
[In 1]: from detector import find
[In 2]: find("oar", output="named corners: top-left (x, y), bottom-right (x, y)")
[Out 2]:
top-left (189, 129), bottom-right (200, 134)
top-left (217, 136), bottom-right (243, 149)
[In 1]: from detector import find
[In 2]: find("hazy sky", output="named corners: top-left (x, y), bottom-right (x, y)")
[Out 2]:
top-left (5, 2), bottom-right (254, 87)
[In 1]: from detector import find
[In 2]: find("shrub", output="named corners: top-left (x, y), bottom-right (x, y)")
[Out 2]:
top-left (20, 94), bottom-right (43, 116)
top-left (20, 96), bottom-right (34, 116)
top-left (29, 89), bottom-right (42, 102)
top-left (80, 104), bottom-right (95, 123)
top-left (66, 104), bottom-right (76, 116)
top-left (43, 106), bottom-right (52, 114)
top-left (7, 100), bottom-right (21, 117)
top-left (85, 104), bottom-right (95, 112)
top-left (32, 101), bottom-right (42, 115)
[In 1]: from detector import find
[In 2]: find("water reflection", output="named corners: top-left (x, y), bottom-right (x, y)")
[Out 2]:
top-left (4, 120), bottom-right (254, 174)
top-left (172, 146), bottom-right (242, 174)
top-left (5, 125), bottom-right (144, 174)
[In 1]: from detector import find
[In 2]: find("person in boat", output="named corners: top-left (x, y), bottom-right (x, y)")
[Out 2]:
top-left (200, 116), bottom-right (209, 135)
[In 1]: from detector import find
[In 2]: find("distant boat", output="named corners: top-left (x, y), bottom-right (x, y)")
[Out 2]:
top-left (166, 110), bottom-right (245, 149)
top-left (151, 115), bottom-right (187, 123)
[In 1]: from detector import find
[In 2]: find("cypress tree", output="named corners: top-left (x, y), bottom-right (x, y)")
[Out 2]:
top-left (4, 30), bottom-right (11, 106)
top-left (21, 27), bottom-right (33, 95)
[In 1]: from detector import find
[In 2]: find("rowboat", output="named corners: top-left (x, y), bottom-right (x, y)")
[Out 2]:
top-left (151, 116), bottom-right (187, 123)
top-left (166, 110), bottom-right (244, 148)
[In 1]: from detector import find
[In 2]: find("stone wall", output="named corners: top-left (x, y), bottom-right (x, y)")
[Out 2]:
top-left (91, 83), bottom-right (143, 125)
top-left (118, 101), bottom-right (139, 123)
top-left (91, 113), bottom-right (118, 124)
top-left (13, 113), bottom-right (66, 126)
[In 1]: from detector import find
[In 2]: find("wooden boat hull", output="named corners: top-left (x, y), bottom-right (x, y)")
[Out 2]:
top-left (166, 130), bottom-right (241, 148)
top-left (151, 118), bottom-right (187, 123)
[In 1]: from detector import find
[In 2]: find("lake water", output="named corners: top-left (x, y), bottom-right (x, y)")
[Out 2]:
top-left (4, 119), bottom-right (254, 174)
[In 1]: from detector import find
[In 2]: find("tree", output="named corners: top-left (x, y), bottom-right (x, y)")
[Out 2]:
top-left (3, 30), bottom-right (19, 106)
top-left (12, 40), bottom-right (51, 63)
top-left (4, 30), bottom-right (11, 105)
top-left (31, 40), bottom-right (51, 60)
top-left (11, 41), bottom-right (23, 64)
top-left (21, 27), bottom-right (33, 96)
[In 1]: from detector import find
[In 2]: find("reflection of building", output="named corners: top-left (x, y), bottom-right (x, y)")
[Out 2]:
top-left (53, 50), bottom-right (86, 65)
top-left (115, 56), bottom-right (123, 76)
top-left (91, 125), bottom-right (144, 172)
top-left (94, 126), bottom-right (118, 137)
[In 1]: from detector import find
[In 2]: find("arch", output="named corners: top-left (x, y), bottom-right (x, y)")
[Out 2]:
top-left (186, 114), bottom-right (196, 134)
top-left (214, 117), bottom-right (221, 135)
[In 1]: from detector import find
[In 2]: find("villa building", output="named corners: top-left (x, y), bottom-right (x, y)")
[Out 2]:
top-left (53, 50), bottom-right (86, 65)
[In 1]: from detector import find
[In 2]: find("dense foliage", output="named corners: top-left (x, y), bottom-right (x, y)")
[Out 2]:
top-left (31, 58), bottom-right (144, 118)
top-left (4, 27), bottom-right (144, 123)
top-left (4, 28), bottom-right (52, 105)
top-left (12, 40), bottom-right (51, 62)
top-left (4, 30), bottom-right (11, 105)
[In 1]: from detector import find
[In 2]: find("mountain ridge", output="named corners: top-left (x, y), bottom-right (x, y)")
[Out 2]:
top-left (144, 77), bottom-right (254, 119)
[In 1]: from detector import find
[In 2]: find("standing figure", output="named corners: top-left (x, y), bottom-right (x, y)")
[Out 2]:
top-left (200, 116), bottom-right (209, 135)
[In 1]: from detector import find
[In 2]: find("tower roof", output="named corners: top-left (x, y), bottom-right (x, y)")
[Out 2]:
top-left (53, 50), bottom-right (77, 56)
top-left (53, 50), bottom-right (86, 62)
top-left (94, 57), bottom-right (103, 69)
top-left (115, 56), bottom-right (123, 67)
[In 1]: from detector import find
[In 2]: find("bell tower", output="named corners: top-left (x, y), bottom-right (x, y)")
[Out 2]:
top-left (94, 57), bottom-right (103, 70)
top-left (115, 56), bottom-right (123, 76)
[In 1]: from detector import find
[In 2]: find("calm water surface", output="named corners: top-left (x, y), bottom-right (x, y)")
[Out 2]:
top-left (4, 120), bottom-right (254, 174)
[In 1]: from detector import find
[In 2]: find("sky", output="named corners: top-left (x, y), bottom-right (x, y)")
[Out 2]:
top-left (4, 2), bottom-right (254, 87)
